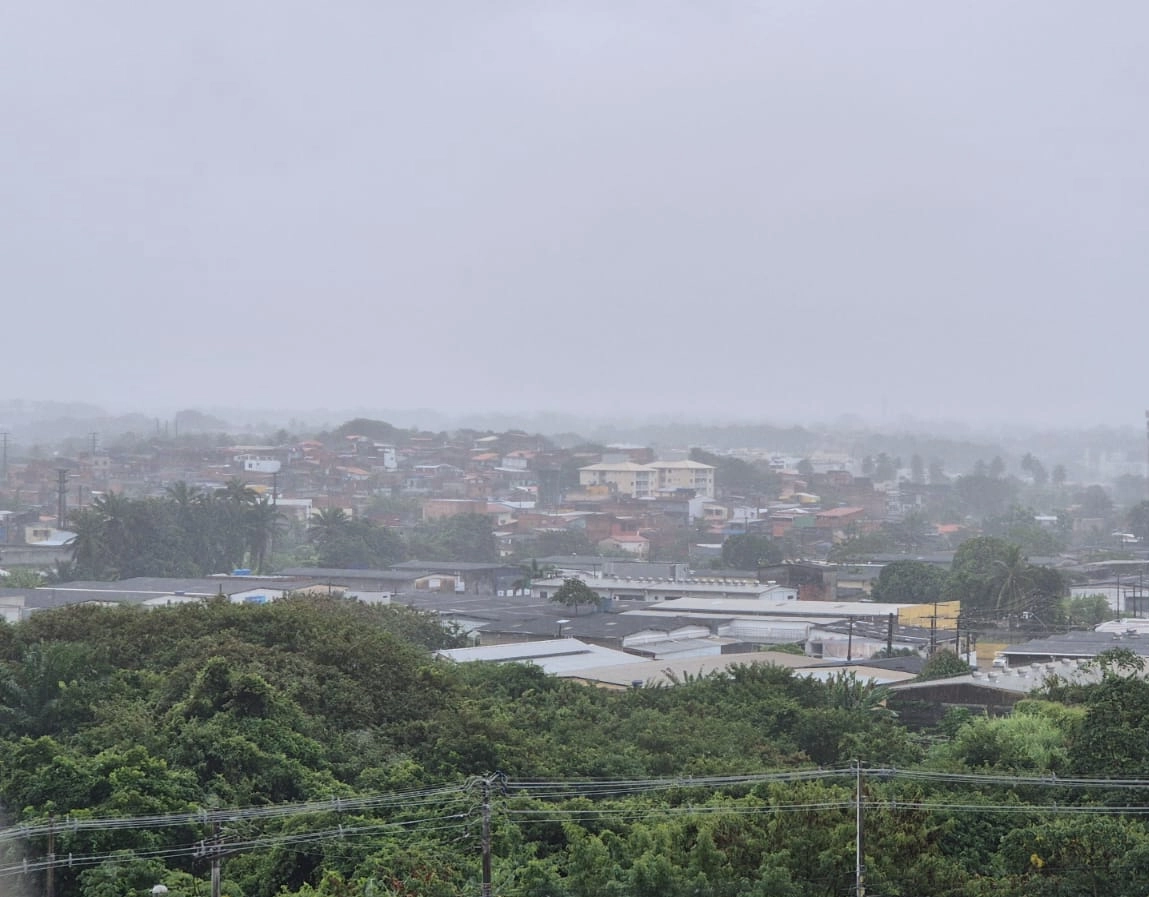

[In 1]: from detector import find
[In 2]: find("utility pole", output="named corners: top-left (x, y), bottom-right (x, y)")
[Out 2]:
top-left (481, 779), bottom-right (493, 897)
top-left (56, 469), bottom-right (69, 529)
top-left (46, 815), bottom-right (55, 897)
top-left (885, 613), bottom-right (894, 656)
top-left (210, 822), bottom-right (221, 897)
top-left (846, 616), bottom-right (854, 662)
top-left (854, 762), bottom-right (865, 897)
top-left (195, 820), bottom-right (223, 897)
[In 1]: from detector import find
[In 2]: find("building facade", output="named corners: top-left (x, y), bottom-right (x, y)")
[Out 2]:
top-left (579, 460), bottom-right (716, 500)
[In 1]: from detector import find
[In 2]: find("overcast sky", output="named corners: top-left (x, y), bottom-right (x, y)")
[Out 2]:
top-left (3, 2), bottom-right (1147, 427)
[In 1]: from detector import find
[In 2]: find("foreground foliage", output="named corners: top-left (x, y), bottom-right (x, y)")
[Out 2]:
top-left (0, 601), bottom-right (1147, 896)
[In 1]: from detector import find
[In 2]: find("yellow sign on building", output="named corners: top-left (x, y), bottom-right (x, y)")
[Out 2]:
top-left (899, 600), bottom-right (961, 630)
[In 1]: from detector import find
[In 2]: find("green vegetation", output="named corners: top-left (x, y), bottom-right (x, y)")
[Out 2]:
top-left (870, 559), bottom-right (948, 604)
top-left (0, 598), bottom-right (1147, 896)
top-left (719, 533), bottom-right (784, 569)
top-left (64, 487), bottom-right (499, 579)
top-left (549, 578), bottom-right (600, 613)
top-left (66, 481), bottom-right (283, 579)
top-left (943, 536), bottom-right (1067, 625)
top-left (917, 648), bottom-right (971, 680)
top-left (688, 448), bottom-right (780, 498)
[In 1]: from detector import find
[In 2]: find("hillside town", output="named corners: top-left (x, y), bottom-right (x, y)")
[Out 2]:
top-left (2, 416), bottom-right (1147, 695)
top-left (4, 416), bottom-right (1149, 894)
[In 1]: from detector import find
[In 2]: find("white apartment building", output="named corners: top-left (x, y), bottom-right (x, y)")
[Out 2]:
top-left (579, 462), bottom-right (660, 497)
top-left (579, 459), bottom-right (716, 499)
top-left (649, 460), bottom-right (715, 498)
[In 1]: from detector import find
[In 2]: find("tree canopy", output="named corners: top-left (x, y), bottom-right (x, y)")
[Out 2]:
top-left (0, 568), bottom-right (1143, 897)
top-left (720, 533), bottom-right (784, 569)
top-left (943, 536), bottom-right (1066, 624)
top-left (870, 560), bottom-right (948, 604)
top-left (550, 578), bottom-right (601, 613)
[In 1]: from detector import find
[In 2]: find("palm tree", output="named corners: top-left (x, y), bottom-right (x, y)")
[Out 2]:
top-left (217, 478), bottom-right (257, 504)
top-left (245, 497), bottom-right (285, 574)
top-left (308, 508), bottom-right (353, 568)
top-left (309, 507), bottom-right (350, 542)
top-left (990, 544), bottom-right (1032, 621)
top-left (165, 481), bottom-right (203, 508)
top-left (88, 491), bottom-right (136, 578)
top-left (66, 507), bottom-right (108, 579)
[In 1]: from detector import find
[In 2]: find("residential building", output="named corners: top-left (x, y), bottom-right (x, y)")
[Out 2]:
top-left (649, 460), bottom-right (716, 498)
top-left (578, 460), bottom-right (716, 500)
top-left (597, 532), bottom-right (650, 559)
top-left (579, 462), bottom-right (660, 498)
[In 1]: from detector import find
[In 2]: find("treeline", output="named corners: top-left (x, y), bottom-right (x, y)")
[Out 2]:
top-left (68, 481), bottom-right (282, 579)
top-left (2, 599), bottom-right (1149, 895)
top-left (724, 531), bottom-right (1073, 625)
top-left (867, 537), bottom-right (1088, 627)
top-left (65, 482), bottom-right (499, 580)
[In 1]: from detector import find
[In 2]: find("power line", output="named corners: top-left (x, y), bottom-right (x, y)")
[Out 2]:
top-left (9, 768), bottom-right (1149, 884)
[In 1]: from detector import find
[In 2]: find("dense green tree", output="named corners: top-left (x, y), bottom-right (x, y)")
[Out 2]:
top-left (1019, 452), bottom-right (1048, 486)
top-left (1068, 662), bottom-right (1149, 777)
top-left (873, 453), bottom-right (901, 482)
top-left (408, 514), bottom-right (497, 563)
top-left (918, 649), bottom-right (971, 681)
top-left (525, 529), bottom-right (594, 560)
top-left (550, 579), bottom-right (600, 614)
top-left (931, 701), bottom-right (1078, 773)
top-left (944, 536), bottom-right (1064, 621)
top-left (308, 510), bottom-right (404, 569)
top-left (1128, 500), bottom-right (1149, 542)
top-left (67, 487), bottom-right (267, 580)
top-left (1074, 483), bottom-right (1114, 519)
top-left (720, 534), bottom-right (783, 569)
top-left (882, 509), bottom-right (934, 552)
top-left (983, 505), bottom-right (1067, 556)
top-left (954, 473), bottom-right (1015, 519)
top-left (689, 448), bottom-right (779, 498)
top-left (870, 560), bottom-right (948, 604)
top-left (997, 816), bottom-right (1149, 897)
top-left (827, 530), bottom-right (893, 562)
top-left (331, 418), bottom-right (405, 443)
top-left (1059, 593), bottom-right (1115, 627)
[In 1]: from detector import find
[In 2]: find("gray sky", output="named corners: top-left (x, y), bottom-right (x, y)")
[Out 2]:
top-left (3, 2), bottom-right (1147, 427)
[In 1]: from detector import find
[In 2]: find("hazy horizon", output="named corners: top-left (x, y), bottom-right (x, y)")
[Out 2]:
top-left (5, 2), bottom-right (1148, 426)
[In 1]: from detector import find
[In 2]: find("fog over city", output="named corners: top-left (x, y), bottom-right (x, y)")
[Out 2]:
top-left (4, 2), bottom-right (1147, 427)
